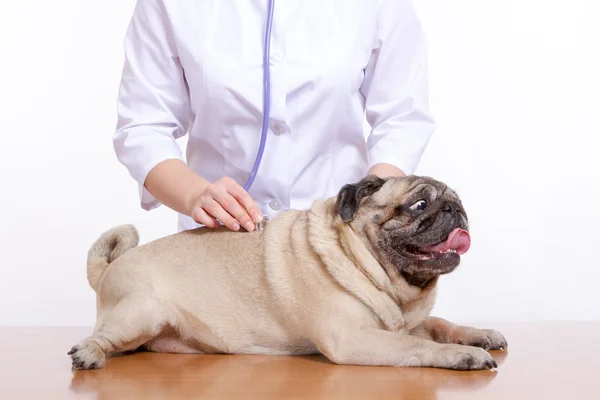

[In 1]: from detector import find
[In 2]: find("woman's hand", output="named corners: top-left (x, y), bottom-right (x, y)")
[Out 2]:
top-left (190, 177), bottom-right (263, 231)
top-left (143, 159), bottom-right (263, 232)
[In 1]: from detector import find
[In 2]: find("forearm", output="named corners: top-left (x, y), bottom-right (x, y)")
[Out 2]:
top-left (368, 163), bottom-right (406, 178)
top-left (143, 159), bottom-right (210, 216)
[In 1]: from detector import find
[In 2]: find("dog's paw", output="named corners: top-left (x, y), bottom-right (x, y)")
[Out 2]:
top-left (455, 328), bottom-right (508, 351)
top-left (68, 340), bottom-right (106, 370)
top-left (439, 344), bottom-right (498, 371)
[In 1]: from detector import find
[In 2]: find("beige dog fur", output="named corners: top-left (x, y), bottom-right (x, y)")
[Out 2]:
top-left (69, 175), bottom-right (506, 370)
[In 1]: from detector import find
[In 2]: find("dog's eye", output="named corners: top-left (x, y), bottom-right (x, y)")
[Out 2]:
top-left (410, 200), bottom-right (427, 212)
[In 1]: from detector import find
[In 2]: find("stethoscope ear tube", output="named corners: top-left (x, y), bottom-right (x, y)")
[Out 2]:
top-left (243, 0), bottom-right (276, 192)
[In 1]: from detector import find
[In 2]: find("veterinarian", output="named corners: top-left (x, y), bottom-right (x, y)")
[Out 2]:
top-left (113, 0), bottom-right (434, 233)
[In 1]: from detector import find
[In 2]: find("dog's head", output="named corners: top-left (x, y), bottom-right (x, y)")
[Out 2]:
top-left (334, 175), bottom-right (470, 288)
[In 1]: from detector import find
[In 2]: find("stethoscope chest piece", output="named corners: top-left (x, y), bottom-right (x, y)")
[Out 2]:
top-left (256, 216), bottom-right (270, 231)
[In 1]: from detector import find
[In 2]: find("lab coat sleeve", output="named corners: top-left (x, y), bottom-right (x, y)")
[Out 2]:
top-left (361, 0), bottom-right (435, 175)
top-left (113, 0), bottom-right (191, 211)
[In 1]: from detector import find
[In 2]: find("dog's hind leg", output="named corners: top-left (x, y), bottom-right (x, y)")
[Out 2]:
top-left (68, 294), bottom-right (173, 370)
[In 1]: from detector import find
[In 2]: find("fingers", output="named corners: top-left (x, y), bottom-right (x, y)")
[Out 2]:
top-left (191, 207), bottom-right (219, 228)
top-left (203, 198), bottom-right (241, 231)
top-left (191, 178), bottom-right (264, 232)
top-left (226, 180), bottom-right (263, 224)
top-left (211, 191), bottom-right (255, 231)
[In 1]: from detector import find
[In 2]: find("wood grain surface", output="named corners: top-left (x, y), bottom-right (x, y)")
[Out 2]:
top-left (1, 323), bottom-right (598, 399)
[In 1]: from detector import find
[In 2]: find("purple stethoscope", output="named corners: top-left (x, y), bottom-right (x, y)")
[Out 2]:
top-left (243, 0), bottom-right (275, 192)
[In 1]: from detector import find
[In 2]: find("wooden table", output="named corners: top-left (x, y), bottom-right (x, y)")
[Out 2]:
top-left (1, 323), bottom-right (598, 399)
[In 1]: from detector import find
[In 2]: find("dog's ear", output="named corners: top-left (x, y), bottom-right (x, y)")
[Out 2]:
top-left (335, 175), bottom-right (386, 222)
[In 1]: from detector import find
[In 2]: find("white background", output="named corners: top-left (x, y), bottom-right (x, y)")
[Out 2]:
top-left (0, 0), bottom-right (598, 326)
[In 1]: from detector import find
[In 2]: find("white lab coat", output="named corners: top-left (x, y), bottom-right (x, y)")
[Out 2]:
top-left (113, 0), bottom-right (435, 231)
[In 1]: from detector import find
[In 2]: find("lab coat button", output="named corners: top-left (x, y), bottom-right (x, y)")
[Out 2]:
top-left (269, 200), bottom-right (281, 211)
top-left (270, 52), bottom-right (281, 66)
top-left (272, 123), bottom-right (286, 135)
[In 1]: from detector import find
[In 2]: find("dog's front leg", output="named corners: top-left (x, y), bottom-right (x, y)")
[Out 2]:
top-left (313, 326), bottom-right (497, 370)
top-left (410, 317), bottom-right (507, 351)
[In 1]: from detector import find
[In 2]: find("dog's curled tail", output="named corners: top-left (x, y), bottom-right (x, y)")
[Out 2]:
top-left (86, 224), bottom-right (139, 292)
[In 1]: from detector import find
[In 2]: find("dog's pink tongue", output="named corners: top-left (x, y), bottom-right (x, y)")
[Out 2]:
top-left (421, 228), bottom-right (471, 255)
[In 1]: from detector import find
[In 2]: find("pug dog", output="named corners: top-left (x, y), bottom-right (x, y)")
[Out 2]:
top-left (68, 175), bottom-right (507, 370)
